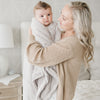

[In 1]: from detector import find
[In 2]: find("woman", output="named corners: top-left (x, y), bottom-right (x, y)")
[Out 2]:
top-left (27, 1), bottom-right (94, 100)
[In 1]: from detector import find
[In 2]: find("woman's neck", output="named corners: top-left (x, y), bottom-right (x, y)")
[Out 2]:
top-left (61, 29), bottom-right (75, 39)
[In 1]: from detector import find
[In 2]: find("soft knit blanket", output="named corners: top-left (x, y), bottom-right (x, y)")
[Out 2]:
top-left (31, 18), bottom-right (61, 100)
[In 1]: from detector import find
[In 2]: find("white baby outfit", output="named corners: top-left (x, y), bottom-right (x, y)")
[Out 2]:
top-left (31, 17), bottom-right (61, 100)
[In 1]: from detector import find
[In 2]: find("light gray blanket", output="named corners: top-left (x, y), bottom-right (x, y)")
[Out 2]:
top-left (31, 18), bottom-right (61, 100)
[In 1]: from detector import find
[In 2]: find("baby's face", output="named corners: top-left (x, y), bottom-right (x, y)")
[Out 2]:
top-left (35, 8), bottom-right (52, 26)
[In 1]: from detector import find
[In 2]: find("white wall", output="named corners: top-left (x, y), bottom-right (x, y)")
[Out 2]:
top-left (0, 0), bottom-right (100, 74)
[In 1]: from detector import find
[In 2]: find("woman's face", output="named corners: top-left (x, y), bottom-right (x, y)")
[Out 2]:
top-left (58, 5), bottom-right (74, 31)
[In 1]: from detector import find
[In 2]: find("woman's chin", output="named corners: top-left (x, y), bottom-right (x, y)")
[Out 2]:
top-left (59, 26), bottom-right (65, 32)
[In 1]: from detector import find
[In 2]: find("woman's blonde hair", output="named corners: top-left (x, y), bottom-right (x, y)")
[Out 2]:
top-left (70, 1), bottom-right (94, 67)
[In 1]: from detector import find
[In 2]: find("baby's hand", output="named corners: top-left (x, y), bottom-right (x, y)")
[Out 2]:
top-left (29, 27), bottom-right (35, 40)
top-left (29, 27), bottom-right (32, 34)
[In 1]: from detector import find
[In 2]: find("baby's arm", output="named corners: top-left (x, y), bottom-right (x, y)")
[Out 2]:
top-left (54, 23), bottom-right (62, 42)
top-left (31, 18), bottom-right (53, 46)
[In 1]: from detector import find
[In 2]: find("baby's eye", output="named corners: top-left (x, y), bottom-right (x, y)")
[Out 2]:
top-left (48, 14), bottom-right (50, 16)
top-left (41, 15), bottom-right (44, 17)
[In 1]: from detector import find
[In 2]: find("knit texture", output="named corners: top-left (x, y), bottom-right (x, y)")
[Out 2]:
top-left (27, 34), bottom-right (84, 100)
top-left (31, 18), bottom-right (61, 100)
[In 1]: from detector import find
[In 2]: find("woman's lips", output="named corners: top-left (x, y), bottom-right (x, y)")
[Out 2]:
top-left (60, 22), bottom-right (62, 25)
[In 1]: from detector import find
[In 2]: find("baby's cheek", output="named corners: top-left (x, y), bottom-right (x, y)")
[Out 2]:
top-left (40, 19), bottom-right (44, 23)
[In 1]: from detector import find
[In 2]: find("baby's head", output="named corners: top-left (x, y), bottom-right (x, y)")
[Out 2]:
top-left (34, 1), bottom-right (52, 26)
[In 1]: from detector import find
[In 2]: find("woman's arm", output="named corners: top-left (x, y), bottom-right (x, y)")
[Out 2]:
top-left (27, 33), bottom-right (73, 67)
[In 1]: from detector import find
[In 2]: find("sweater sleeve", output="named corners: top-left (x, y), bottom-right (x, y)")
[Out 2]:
top-left (26, 34), bottom-right (74, 67)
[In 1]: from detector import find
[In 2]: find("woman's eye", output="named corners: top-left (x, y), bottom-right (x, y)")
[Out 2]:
top-left (48, 14), bottom-right (50, 16)
top-left (63, 17), bottom-right (65, 21)
top-left (61, 15), bottom-right (66, 21)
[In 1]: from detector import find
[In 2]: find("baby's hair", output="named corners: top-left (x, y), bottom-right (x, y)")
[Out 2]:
top-left (33, 1), bottom-right (51, 15)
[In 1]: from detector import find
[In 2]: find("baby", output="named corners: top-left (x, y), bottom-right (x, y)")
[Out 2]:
top-left (31, 1), bottom-right (61, 100)
top-left (31, 1), bottom-right (61, 46)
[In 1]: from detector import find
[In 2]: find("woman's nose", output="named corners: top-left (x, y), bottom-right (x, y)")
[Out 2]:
top-left (58, 16), bottom-right (61, 22)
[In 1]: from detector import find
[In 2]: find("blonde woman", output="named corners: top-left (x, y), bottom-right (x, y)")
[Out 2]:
top-left (27, 1), bottom-right (94, 100)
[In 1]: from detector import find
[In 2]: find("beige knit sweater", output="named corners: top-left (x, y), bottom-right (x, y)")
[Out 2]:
top-left (27, 34), bottom-right (84, 100)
